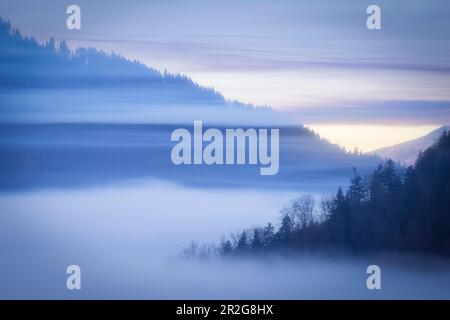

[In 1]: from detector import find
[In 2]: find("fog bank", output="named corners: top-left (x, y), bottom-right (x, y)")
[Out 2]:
top-left (0, 180), bottom-right (449, 299)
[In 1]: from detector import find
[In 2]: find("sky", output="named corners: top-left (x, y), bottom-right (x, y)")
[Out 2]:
top-left (1, 0), bottom-right (449, 151)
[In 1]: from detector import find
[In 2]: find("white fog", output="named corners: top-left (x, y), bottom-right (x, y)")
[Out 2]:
top-left (0, 180), bottom-right (449, 299)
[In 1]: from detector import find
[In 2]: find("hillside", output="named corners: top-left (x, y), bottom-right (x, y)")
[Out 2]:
top-left (371, 126), bottom-right (449, 166)
top-left (0, 18), bottom-right (382, 190)
top-left (0, 19), bottom-right (224, 101)
top-left (0, 18), bottom-right (284, 124)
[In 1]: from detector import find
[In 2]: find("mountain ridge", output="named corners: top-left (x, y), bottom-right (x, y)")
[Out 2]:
top-left (1, 17), bottom-right (287, 124)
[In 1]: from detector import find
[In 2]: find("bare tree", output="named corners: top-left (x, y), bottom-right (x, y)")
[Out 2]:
top-left (281, 194), bottom-right (316, 229)
top-left (181, 241), bottom-right (199, 260)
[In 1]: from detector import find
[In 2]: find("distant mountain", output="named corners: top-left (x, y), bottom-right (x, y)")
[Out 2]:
top-left (371, 126), bottom-right (450, 166)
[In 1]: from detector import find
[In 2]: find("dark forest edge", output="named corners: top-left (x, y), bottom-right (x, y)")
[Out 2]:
top-left (182, 131), bottom-right (450, 260)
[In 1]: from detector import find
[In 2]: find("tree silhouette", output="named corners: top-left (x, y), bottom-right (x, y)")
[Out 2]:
top-left (199, 130), bottom-right (450, 258)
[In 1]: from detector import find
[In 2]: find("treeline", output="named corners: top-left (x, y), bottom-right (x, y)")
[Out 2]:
top-left (183, 131), bottom-right (450, 259)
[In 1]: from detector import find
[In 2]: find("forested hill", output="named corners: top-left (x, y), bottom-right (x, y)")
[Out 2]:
top-left (372, 125), bottom-right (450, 166)
top-left (0, 18), bottom-right (226, 104)
top-left (185, 130), bottom-right (450, 259)
top-left (0, 18), bottom-right (297, 125)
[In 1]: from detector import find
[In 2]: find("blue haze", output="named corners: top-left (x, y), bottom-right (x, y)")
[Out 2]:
top-left (0, 16), bottom-right (449, 300)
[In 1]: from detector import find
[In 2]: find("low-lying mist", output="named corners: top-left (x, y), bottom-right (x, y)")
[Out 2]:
top-left (0, 180), bottom-right (449, 299)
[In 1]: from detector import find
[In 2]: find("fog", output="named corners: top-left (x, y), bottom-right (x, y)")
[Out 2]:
top-left (1, 180), bottom-right (449, 299)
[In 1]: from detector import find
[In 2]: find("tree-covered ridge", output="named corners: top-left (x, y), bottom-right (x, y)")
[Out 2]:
top-left (0, 18), bottom-right (228, 105)
top-left (184, 131), bottom-right (450, 259)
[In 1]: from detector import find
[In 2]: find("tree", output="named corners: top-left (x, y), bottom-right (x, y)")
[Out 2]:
top-left (290, 195), bottom-right (315, 229)
top-left (327, 187), bottom-right (351, 245)
top-left (219, 239), bottom-right (233, 257)
top-left (279, 194), bottom-right (315, 231)
top-left (347, 169), bottom-right (368, 205)
top-left (181, 241), bottom-right (199, 260)
top-left (59, 40), bottom-right (71, 57)
top-left (318, 194), bottom-right (333, 222)
top-left (278, 214), bottom-right (294, 244)
top-left (262, 223), bottom-right (275, 248)
top-left (251, 228), bottom-right (263, 252)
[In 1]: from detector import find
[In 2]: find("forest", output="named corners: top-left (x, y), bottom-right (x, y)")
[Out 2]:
top-left (0, 18), bottom-right (226, 105)
top-left (183, 130), bottom-right (450, 259)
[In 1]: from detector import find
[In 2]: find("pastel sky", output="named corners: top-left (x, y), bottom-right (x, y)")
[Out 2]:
top-left (1, 0), bottom-right (449, 150)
